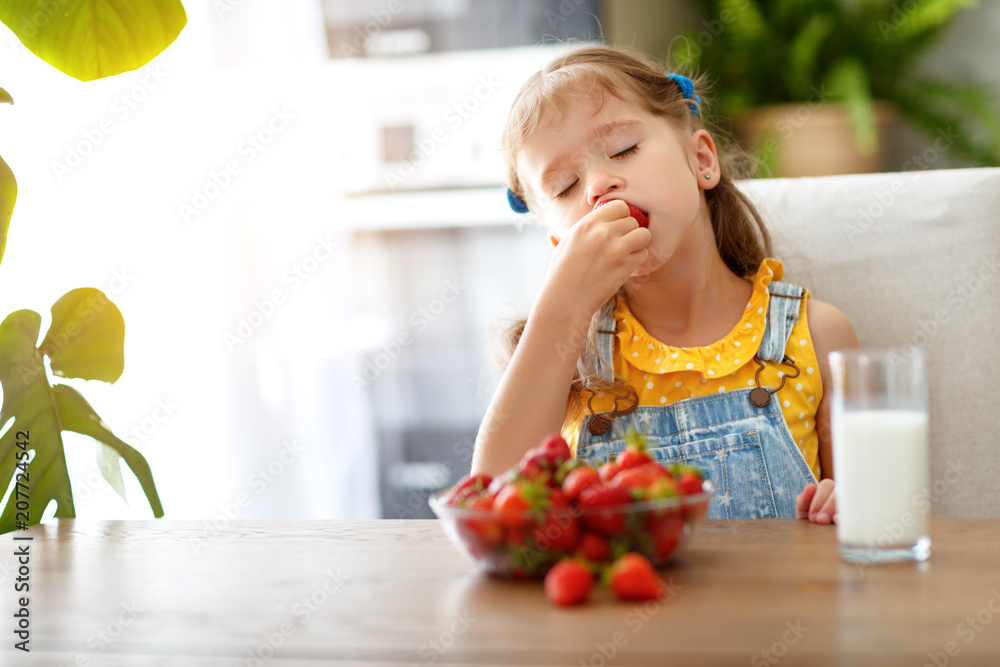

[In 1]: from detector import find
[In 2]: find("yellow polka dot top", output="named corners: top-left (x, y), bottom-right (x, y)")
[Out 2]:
top-left (565, 258), bottom-right (824, 479)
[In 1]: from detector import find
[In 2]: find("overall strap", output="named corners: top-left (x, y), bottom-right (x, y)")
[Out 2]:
top-left (585, 279), bottom-right (805, 383)
top-left (582, 300), bottom-right (617, 385)
top-left (757, 280), bottom-right (806, 363)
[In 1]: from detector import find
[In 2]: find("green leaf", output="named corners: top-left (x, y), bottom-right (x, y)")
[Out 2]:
top-left (0, 153), bottom-right (14, 269)
top-left (825, 57), bottom-right (877, 155)
top-left (0, 0), bottom-right (187, 82)
top-left (894, 81), bottom-right (1000, 166)
top-left (0, 309), bottom-right (76, 534)
top-left (0, 88), bottom-right (12, 104)
top-left (787, 13), bottom-right (835, 100)
top-left (54, 384), bottom-right (163, 517)
top-left (0, 305), bottom-right (162, 534)
top-left (40, 287), bottom-right (125, 382)
top-left (721, 0), bottom-right (769, 50)
top-left (96, 441), bottom-right (127, 502)
top-left (886, 0), bottom-right (977, 42)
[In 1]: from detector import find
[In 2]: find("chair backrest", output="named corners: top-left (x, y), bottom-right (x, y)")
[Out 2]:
top-left (740, 167), bottom-right (1000, 517)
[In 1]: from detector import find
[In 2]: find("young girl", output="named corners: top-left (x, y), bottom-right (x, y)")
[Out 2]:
top-left (470, 45), bottom-right (859, 523)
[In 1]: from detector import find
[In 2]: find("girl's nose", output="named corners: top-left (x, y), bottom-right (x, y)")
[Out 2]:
top-left (586, 171), bottom-right (624, 207)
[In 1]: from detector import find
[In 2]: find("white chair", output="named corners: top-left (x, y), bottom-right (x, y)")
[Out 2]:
top-left (741, 167), bottom-right (1000, 517)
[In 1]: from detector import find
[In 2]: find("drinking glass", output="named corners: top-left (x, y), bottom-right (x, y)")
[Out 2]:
top-left (829, 346), bottom-right (931, 563)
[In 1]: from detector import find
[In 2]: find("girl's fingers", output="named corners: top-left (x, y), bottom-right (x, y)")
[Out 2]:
top-left (622, 227), bottom-right (652, 253)
top-left (810, 480), bottom-right (836, 524)
top-left (795, 483), bottom-right (817, 519)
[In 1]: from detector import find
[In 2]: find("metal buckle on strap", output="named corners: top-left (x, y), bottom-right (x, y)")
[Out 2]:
top-left (585, 383), bottom-right (638, 436)
top-left (748, 354), bottom-right (800, 408)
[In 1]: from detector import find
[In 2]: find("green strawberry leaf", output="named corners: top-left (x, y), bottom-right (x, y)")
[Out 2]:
top-left (0, 0), bottom-right (187, 82)
top-left (623, 427), bottom-right (648, 451)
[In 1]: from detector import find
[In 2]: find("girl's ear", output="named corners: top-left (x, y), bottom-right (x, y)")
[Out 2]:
top-left (548, 234), bottom-right (560, 248)
top-left (690, 129), bottom-right (720, 189)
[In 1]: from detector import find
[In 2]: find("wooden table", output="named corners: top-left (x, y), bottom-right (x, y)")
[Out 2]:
top-left (3, 519), bottom-right (999, 666)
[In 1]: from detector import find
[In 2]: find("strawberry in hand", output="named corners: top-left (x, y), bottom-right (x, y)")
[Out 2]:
top-left (594, 198), bottom-right (649, 229)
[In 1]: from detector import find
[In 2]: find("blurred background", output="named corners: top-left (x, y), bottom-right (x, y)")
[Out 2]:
top-left (0, 0), bottom-right (996, 523)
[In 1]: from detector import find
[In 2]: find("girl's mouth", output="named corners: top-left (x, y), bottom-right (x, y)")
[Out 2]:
top-left (594, 199), bottom-right (649, 228)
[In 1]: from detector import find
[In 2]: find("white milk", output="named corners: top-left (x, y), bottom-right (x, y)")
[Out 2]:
top-left (833, 410), bottom-right (930, 547)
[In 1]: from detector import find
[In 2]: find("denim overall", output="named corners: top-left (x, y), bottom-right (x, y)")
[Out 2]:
top-left (576, 281), bottom-right (819, 519)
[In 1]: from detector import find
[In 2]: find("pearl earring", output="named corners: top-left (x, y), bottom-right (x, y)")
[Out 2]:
top-left (704, 173), bottom-right (712, 180)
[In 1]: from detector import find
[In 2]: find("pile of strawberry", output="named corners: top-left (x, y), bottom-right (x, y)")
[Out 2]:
top-left (438, 431), bottom-right (709, 606)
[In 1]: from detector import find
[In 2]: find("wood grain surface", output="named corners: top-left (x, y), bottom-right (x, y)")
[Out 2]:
top-left (2, 518), bottom-right (1000, 666)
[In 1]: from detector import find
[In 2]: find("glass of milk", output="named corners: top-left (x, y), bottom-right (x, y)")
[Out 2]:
top-left (829, 347), bottom-right (931, 563)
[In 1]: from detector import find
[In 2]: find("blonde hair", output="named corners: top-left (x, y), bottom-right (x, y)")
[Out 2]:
top-left (499, 44), bottom-right (772, 430)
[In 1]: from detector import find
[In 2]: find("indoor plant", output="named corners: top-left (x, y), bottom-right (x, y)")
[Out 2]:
top-left (672, 0), bottom-right (1000, 176)
top-left (0, 0), bottom-right (187, 534)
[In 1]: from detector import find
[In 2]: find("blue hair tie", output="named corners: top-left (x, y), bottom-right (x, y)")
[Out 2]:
top-left (507, 187), bottom-right (529, 213)
top-left (666, 73), bottom-right (700, 116)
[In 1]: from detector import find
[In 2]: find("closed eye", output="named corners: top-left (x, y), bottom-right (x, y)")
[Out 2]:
top-left (613, 145), bottom-right (638, 159)
top-left (555, 180), bottom-right (578, 199)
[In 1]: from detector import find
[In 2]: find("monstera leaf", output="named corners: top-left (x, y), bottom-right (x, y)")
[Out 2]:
top-left (0, 88), bottom-right (13, 268)
top-left (0, 0), bottom-right (187, 81)
top-left (0, 289), bottom-right (163, 533)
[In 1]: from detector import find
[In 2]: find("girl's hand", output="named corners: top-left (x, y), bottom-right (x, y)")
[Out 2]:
top-left (796, 480), bottom-right (837, 524)
top-left (536, 200), bottom-right (651, 327)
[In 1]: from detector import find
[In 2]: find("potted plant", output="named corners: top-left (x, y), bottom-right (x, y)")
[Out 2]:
top-left (671, 0), bottom-right (1000, 176)
top-left (0, 0), bottom-right (187, 534)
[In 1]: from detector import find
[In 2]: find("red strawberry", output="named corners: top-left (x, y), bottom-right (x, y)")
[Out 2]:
top-left (610, 462), bottom-right (671, 496)
top-left (616, 447), bottom-right (652, 471)
top-left (538, 433), bottom-right (572, 465)
top-left (493, 481), bottom-right (534, 543)
top-left (543, 559), bottom-right (594, 606)
top-left (554, 458), bottom-right (585, 486)
top-left (493, 482), bottom-right (532, 516)
top-left (646, 511), bottom-right (684, 561)
top-left (534, 490), bottom-right (581, 553)
top-left (594, 199), bottom-right (649, 229)
top-left (578, 484), bottom-right (631, 534)
top-left (518, 433), bottom-right (571, 485)
top-left (494, 479), bottom-right (554, 545)
top-left (517, 455), bottom-right (554, 485)
top-left (487, 467), bottom-right (519, 495)
top-left (616, 429), bottom-right (654, 470)
top-left (561, 465), bottom-right (601, 501)
top-left (574, 532), bottom-right (612, 563)
top-left (608, 553), bottom-right (664, 601)
top-left (598, 460), bottom-right (623, 483)
top-left (677, 471), bottom-right (704, 496)
top-left (458, 493), bottom-right (503, 549)
top-left (645, 476), bottom-right (681, 500)
top-left (445, 473), bottom-right (493, 506)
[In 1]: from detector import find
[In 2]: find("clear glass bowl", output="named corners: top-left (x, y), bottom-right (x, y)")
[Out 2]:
top-left (429, 480), bottom-right (715, 578)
